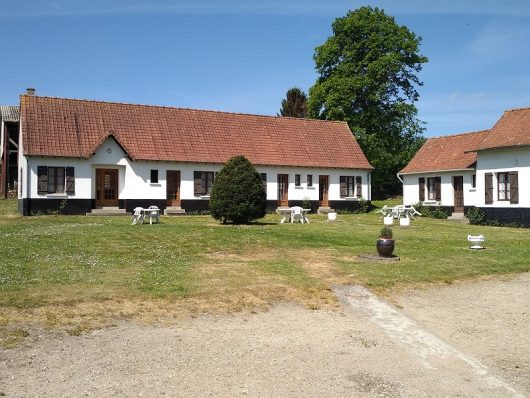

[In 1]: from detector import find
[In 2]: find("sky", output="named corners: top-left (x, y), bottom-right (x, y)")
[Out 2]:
top-left (1, 0), bottom-right (530, 137)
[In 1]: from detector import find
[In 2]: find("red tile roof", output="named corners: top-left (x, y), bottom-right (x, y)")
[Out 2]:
top-left (399, 130), bottom-right (489, 174)
top-left (472, 106), bottom-right (530, 151)
top-left (21, 95), bottom-right (373, 170)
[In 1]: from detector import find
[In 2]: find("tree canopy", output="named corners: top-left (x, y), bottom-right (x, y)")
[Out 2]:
top-left (308, 6), bottom-right (427, 197)
top-left (278, 87), bottom-right (308, 118)
top-left (209, 155), bottom-right (267, 224)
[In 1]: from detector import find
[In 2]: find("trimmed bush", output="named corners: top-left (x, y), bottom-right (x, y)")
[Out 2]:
top-left (467, 207), bottom-right (486, 225)
top-left (209, 156), bottom-right (267, 224)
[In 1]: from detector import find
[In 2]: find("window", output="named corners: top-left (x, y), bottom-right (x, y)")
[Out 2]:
top-left (307, 174), bottom-right (313, 187)
top-left (471, 174), bottom-right (476, 189)
top-left (492, 171), bottom-right (519, 203)
top-left (427, 177), bottom-right (441, 201)
top-left (339, 176), bottom-right (356, 198)
top-left (150, 169), bottom-right (159, 184)
top-left (295, 174), bottom-right (301, 187)
top-left (38, 166), bottom-right (75, 195)
top-left (497, 172), bottom-right (510, 201)
top-left (194, 171), bottom-right (215, 196)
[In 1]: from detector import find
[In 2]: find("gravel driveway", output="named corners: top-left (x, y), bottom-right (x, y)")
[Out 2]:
top-left (1, 273), bottom-right (528, 397)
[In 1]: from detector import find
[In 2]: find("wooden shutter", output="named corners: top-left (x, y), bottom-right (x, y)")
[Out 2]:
top-left (194, 171), bottom-right (202, 196)
top-left (419, 178), bottom-right (425, 202)
top-left (434, 177), bottom-right (441, 201)
top-left (356, 176), bottom-right (362, 197)
top-left (38, 166), bottom-right (48, 194)
top-left (339, 176), bottom-right (347, 198)
top-left (65, 167), bottom-right (75, 195)
top-left (509, 171), bottom-right (519, 204)
top-left (485, 173), bottom-right (493, 204)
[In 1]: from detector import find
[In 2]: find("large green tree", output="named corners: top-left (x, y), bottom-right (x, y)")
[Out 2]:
top-left (278, 87), bottom-right (308, 118)
top-left (308, 7), bottom-right (427, 197)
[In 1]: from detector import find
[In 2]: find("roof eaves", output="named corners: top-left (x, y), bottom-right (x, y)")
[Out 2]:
top-left (399, 167), bottom-right (476, 175)
top-left (470, 143), bottom-right (530, 152)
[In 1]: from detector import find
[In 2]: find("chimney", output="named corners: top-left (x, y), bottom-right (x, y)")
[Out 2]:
top-left (26, 88), bottom-right (35, 96)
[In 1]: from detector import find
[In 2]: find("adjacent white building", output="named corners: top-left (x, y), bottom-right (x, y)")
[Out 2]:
top-left (15, 92), bottom-right (373, 215)
top-left (400, 106), bottom-right (530, 226)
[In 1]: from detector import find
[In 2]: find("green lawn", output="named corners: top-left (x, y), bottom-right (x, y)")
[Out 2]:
top-left (0, 199), bottom-right (528, 332)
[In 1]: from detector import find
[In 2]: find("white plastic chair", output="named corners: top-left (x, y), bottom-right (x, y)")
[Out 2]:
top-left (131, 207), bottom-right (144, 225)
top-left (147, 206), bottom-right (160, 224)
top-left (291, 206), bottom-right (304, 223)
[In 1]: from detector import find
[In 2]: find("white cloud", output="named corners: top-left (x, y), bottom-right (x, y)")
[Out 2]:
top-left (466, 21), bottom-right (530, 63)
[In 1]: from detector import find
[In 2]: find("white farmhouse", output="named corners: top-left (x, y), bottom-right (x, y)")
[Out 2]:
top-left (400, 106), bottom-right (530, 226)
top-left (12, 91), bottom-right (373, 216)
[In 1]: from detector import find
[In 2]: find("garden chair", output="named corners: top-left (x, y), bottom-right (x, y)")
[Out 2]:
top-left (131, 207), bottom-right (144, 225)
top-left (147, 206), bottom-right (160, 224)
top-left (291, 206), bottom-right (304, 223)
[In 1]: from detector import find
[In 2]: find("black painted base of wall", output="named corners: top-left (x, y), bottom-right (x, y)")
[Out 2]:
top-left (19, 198), bottom-right (94, 216)
top-left (479, 207), bottom-right (530, 227)
top-left (19, 198), bottom-right (373, 216)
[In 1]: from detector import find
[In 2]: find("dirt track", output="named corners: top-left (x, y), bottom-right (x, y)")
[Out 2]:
top-left (1, 273), bottom-right (528, 397)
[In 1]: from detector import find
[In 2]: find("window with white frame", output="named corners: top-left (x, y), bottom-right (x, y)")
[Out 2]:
top-left (497, 172), bottom-right (510, 201)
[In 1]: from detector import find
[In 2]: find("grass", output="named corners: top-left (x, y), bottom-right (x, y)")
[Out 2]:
top-left (0, 198), bottom-right (529, 337)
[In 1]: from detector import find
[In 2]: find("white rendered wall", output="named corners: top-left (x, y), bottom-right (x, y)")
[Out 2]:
top-left (402, 170), bottom-right (476, 206)
top-left (24, 138), bottom-right (372, 202)
top-left (476, 146), bottom-right (530, 207)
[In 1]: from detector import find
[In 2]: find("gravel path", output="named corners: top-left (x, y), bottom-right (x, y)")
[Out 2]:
top-left (1, 273), bottom-right (528, 397)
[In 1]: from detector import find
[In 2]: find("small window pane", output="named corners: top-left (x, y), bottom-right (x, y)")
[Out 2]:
top-left (150, 169), bottom-right (159, 183)
top-left (295, 174), bottom-right (301, 187)
top-left (307, 175), bottom-right (313, 187)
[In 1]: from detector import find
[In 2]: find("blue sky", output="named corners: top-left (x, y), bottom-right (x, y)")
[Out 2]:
top-left (1, 0), bottom-right (529, 137)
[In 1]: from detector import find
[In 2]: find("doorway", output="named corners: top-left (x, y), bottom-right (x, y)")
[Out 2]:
top-left (166, 170), bottom-right (181, 206)
top-left (453, 176), bottom-right (464, 212)
top-left (319, 175), bottom-right (329, 207)
top-left (277, 174), bottom-right (289, 206)
top-left (95, 169), bottom-right (119, 206)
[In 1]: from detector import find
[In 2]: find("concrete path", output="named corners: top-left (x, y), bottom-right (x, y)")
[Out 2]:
top-left (334, 285), bottom-right (525, 398)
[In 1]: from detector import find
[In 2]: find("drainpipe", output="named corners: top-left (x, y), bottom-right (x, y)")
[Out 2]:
top-left (26, 161), bottom-right (31, 216)
top-left (396, 173), bottom-right (403, 184)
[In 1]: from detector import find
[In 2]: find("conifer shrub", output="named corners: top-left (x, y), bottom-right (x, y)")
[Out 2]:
top-left (209, 156), bottom-right (267, 224)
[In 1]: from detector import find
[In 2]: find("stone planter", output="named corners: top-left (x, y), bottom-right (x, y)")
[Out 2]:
top-left (376, 238), bottom-right (395, 257)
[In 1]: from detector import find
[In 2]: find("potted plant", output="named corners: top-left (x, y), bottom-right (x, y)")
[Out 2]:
top-left (376, 226), bottom-right (395, 257)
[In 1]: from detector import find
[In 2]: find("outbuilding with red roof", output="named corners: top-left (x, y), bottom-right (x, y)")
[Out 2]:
top-left (12, 90), bottom-right (373, 216)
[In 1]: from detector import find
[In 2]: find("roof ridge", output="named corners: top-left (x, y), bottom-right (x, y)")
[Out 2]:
top-left (504, 105), bottom-right (530, 113)
top-left (21, 94), bottom-right (348, 126)
top-left (429, 129), bottom-right (489, 140)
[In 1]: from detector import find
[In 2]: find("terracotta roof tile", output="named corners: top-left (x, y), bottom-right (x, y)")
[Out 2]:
top-left (21, 95), bottom-right (373, 170)
top-left (472, 106), bottom-right (530, 151)
top-left (400, 130), bottom-right (489, 174)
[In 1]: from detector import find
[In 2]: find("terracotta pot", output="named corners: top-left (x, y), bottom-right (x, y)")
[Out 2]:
top-left (376, 238), bottom-right (395, 257)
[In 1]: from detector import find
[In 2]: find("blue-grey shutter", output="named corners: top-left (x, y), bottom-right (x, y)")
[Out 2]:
top-left (509, 172), bottom-right (518, 204)
top-left (65, 167), bottom-right (75, 195)
top-left (194, 171), bottom-right (202, 196)
top-left (38, 166), bottom-right (48, 194)
top-left (339, 176), bottom-right (346, 198)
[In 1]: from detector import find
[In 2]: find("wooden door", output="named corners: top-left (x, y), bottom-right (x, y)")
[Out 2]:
top-left (453, 176), bottom-right (464, 212)
top-left (96, 169), bottom-right (118, 206)
top-left (277, 174), bottom-right (289, 206)
top-left (166, 170), bottom-right (181, 206)
top-left (319, 175), bottom-right (329, 207)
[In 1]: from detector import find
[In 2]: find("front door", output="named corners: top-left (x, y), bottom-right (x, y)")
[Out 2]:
top-left (277, 174), bottom-right (289, 206)
top-left (319, 175), bottom-right (329, 207)
top-left (96, 169), bottom-right (119, 206)
top-left (453, 176), bottom-right (464, 212)
top-left (166, 170), bottom-right (181, 206)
